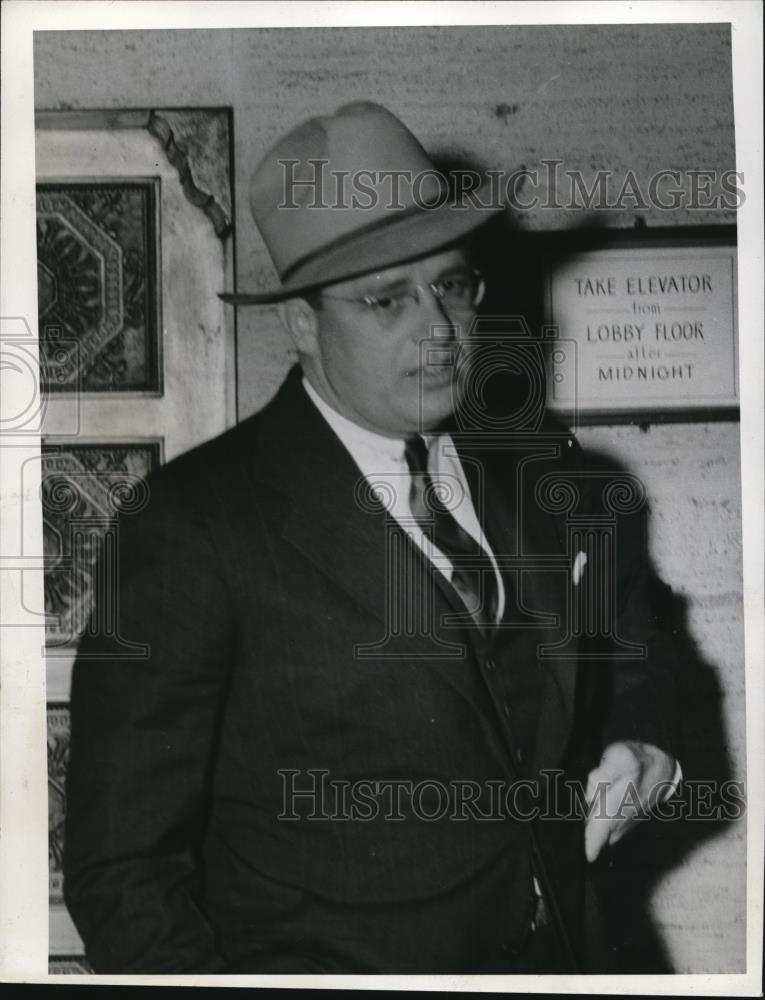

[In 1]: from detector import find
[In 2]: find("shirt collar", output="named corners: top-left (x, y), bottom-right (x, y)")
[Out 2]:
top-left (303, 376), bottom-right (414, 461)
top-left (301, 374), bottom-right (458, 489)
top-left (302, 375), bottom-right (409, 465)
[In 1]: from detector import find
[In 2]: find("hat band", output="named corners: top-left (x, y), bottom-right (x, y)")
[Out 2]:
top-left (280, 198), bottom-right (453, 286)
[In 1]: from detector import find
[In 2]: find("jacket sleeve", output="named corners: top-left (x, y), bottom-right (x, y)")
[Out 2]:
top-left (63, 464), bottom-right (234, 973)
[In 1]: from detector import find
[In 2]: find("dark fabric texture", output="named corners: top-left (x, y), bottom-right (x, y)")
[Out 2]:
top-left (63, 366), bottom-right (681, 974)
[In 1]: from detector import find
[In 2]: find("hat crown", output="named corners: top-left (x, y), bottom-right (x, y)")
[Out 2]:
top-left (249, 102), bottom-right (445, 279)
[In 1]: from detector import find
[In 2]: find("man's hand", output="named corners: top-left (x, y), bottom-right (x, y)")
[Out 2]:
top-left (584, 740), bottom-right (677, 863)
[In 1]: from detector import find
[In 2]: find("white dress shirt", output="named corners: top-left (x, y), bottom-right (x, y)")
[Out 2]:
top-left (303, 377), bottom-right (505, 623)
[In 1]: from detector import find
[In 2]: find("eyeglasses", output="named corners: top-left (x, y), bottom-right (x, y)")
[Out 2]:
top-left (318, 268), bottom-right (485, 330)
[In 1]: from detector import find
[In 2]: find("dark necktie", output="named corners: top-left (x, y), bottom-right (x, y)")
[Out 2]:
top-left (404, 434), bottom-right (498, 628)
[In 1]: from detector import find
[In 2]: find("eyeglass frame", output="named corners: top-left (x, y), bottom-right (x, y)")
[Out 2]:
top-left (315, 266), bottom-right (486, 318)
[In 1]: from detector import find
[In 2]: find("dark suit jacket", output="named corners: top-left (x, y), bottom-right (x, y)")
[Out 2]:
top-left (63, 365), bottom-right (681, 974)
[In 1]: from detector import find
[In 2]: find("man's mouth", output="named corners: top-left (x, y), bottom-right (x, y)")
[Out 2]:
top-left (404, 365), bottom-right (454, 385)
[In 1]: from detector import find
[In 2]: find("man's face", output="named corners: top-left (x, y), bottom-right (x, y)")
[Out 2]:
top-left (301, 247), bottom-right (478, 437)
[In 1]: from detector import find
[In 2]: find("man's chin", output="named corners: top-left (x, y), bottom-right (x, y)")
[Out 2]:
top-left (412, 380), bottom-right (459, 432)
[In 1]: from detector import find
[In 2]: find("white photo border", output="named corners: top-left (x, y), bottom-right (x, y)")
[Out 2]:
top-left (1, 1), bottom-right (762, 993)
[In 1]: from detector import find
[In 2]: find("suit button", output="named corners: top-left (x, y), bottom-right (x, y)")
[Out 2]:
top-left (485, 657), bottom-right (496, 672)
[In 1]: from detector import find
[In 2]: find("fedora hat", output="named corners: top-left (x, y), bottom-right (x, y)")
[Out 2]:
top-left (219, 101), bottom-right (504, 305)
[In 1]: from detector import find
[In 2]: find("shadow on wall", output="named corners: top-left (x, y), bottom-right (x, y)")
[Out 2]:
top-left (455, 184), bottom-right (737, 973)
top-left (575, 445), bottom-right (737, 974)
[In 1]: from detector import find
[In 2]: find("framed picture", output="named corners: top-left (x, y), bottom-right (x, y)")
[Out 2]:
top-left (540, 226), bottom-right (738, 424)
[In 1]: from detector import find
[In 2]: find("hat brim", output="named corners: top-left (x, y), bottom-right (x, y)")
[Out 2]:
top-left (219, 187), bottom-right (505, 306)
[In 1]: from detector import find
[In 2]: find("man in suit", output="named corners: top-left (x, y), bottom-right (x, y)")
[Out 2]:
top-left (63, 102), bottom-right (681, 974)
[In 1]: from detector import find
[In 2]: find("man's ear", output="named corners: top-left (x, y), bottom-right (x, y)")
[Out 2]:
top-left (277, 297), bottom-right (320, 356)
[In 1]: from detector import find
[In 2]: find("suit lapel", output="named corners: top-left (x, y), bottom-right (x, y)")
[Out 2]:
top-left (252, 368), bottom-right (396, 632)
top-left (249, 371), bottom-right (578, 769)
top-left (455, 437), bottom-right (579, 771)
top-left (512, 469), bottom-right (578, 770)
top-left (248, 370), bottom-right (506, 723)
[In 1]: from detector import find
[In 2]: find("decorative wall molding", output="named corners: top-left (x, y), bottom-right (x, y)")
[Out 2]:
top-left (148, 109), bottom-right (232, 239)
top-left (35, 108), bottom-right (234, 240)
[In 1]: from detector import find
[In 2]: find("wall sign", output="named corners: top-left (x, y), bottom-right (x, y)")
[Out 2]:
top-left (543, 229), bottom-right (738, 422)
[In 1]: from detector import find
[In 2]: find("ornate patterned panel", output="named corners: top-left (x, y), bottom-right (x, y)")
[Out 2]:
top-left (47, 702), bottom-right (70, 907)
top-left (42, 442), bottom-right (160, 648)
top-left (36, 182), bottom-right (160, 392)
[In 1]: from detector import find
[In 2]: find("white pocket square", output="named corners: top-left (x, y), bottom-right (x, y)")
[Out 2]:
top-left (572, 550), bottom-right (588, 586)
